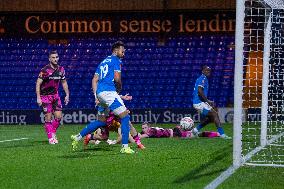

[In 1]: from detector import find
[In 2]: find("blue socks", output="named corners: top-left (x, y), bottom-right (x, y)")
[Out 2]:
top-left (196, 124), bottom-right (205, 131)
top-left (78, 115), bottom-right (131, 145)
top-left (217, 127), bottom-right (225, 135)
top-left (121, 115), bottom-right (130, 145)
top-left (80, 120), bottom-right (106, 137)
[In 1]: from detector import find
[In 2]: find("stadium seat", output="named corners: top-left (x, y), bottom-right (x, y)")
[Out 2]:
top-left (0, 35), bottom-right (235, 109)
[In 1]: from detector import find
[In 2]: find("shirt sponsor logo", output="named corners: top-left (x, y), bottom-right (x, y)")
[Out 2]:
top-left (49, 76), bottom-right (61, 80)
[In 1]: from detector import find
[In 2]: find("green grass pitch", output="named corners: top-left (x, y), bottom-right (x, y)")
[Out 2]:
top-left (0, 124), bottom-right (283, 189)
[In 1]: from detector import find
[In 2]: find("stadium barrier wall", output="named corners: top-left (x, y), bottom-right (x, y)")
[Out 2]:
top-left (0, 108), bottom-right (235, 125)
top-left (0, 0), bottom-right (236, 12)
top-left (0, 11), bottom-right (235, 36)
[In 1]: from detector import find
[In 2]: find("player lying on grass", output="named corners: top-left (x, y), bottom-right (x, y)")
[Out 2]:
top-left (140, 122), bottom-right (220, 138)
top-left (84, 112), bottom-right (145, 149)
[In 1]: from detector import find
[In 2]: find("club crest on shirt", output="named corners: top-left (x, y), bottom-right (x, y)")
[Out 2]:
top-left (59, 72), bottom-right (63, 76)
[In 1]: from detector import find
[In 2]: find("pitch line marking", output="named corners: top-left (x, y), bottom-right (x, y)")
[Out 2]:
top-left (204, 165), bottom-right (238, 189)
top-left (0, 138), bottom-right (29, 143)
top-left (205, 132), bottom-right (284, 189)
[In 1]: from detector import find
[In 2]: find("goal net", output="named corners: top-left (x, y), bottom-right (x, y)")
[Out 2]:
top-left (234, 0), bottom-right (284, 167)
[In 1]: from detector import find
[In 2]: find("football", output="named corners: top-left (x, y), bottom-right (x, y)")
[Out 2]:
top-left (180, 117), bottom-right (194, 131)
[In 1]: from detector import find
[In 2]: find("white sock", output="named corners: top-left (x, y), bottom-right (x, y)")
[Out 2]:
top-left (193, 128), bottom-right (198, 134)
top-left (122, 144), bottom-right (128, 148)
top-left (76, 134), bottom-right (82, 141)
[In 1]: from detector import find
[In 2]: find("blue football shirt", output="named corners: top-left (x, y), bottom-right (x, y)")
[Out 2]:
top-left (192, 74), bottom-right (208, 104)
top-left (95, 55), bottom-right (122, 94)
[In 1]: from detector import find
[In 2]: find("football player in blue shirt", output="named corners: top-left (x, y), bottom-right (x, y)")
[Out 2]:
top-left (71, 41), bottom-right (135, 153)
top-left (192, 65), bottom-right (231, 139)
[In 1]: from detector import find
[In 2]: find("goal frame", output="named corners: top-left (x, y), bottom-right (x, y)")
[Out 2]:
top-left (234, 0), bottom-right (284, 168)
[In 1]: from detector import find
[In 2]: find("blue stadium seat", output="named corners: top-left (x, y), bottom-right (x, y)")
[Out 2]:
top-left (0, 35), bottom-right (235, 109)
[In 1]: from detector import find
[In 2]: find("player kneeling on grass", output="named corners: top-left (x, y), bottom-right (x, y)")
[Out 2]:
top-left (84, 112), bottom-right (145, 149)
top-left (140, 122), bottom-right (220, 139)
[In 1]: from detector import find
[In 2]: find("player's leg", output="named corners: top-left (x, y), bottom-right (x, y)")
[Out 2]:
top-left (71, 106), bottom-right (108, 150)
top-left (52, 111), bottom-right (62, 144)
top-left (103, 92), bottom-right (134, 153)
top-left (41, 96), bottom-right (55, 144)
top-left (79, 114), bottom-right (106, 138)
top-left (116, 115), bottom-right (137, 153)
top-left (207, 109), bottom-right (231, 139)
top-left (84, 133), bottom-right (92, 148)
top-left (52, 111), bottom-right (61, 132)
top-left (192, 102), bottom-right (212, 135)
top-left (84, 128), bottom-right (106, 148)
top-left (51, 94), bottom-right (63, 138)
top-left (192, 116), bottom-right (211, 135)
top-left (173, 126), bottom-right (182, 137)
top-left (117, 110), bottom-right (134, 153)
top-left (129, 122), bottom-right (145, 149)
top-left (115, 127), bottom-right (133, 144)
top-left (196, 116), bottom-right (211, 131)
top-left (96, 91), bottom-right (134, 153)
top-left (71, 114), bottom-right (107, 150)
top-left (44, 113), bottom-right (55, 144)
top-left (173, 126), bottom-right (193, 138)
top-left (199, 131), bottom-right (220, 138)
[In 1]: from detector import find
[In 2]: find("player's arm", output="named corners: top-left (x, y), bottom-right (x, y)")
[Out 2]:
top-left (114, 71), bottom-right (122, 94)
top-left (107, 127), bottom-right (133, 145)
top-left (140, 133), bottom-right (150, 138)
top-left (106, 129), bottom-right (121, 145)
top-left (114, 128), bottom-right (122, 144)
top-left (36, 78), bottom-right (43, 106)
top-left (198, 86), bottom-right (214, 106)
top-left (92, 74), bottom-right (99, 105)
top-left (61, 79), bottom-right (70, 105)
top-left (128, 134), bottom-right (136, 143)
top-left (60, 68), bottom-right (70, 105)
top-left (120, 93), bottom-right (132, 101)
top-left (198, 86), bottom-right (208, 102)
top-left (93, 128), bottom-right (104, 140)
top-left (129, 122), bottom-right (138, 136)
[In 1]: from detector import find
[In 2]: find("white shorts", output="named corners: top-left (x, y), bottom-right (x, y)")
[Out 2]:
top-left (97, 91), bottom-right (127, 115)
top-left (193, 102), bottom-right (212, 116)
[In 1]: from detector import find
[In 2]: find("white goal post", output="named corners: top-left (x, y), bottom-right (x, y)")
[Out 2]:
top-left (234, 0), bottom-right (284, 168)
top-left (204, 1), bottom-right (283, 188)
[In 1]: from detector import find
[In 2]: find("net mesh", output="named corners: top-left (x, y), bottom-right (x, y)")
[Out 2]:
top-left (242, 0), bottom-right (284, 166)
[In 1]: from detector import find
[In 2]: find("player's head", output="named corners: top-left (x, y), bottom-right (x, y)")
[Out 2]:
top-left (141, 121), bottom-right (150, 133)
top-left (49, 50), bottom-right (59, 66)
top-left (201, 65), bottom-right (211, 77)
top-left (112, 41), bottom-right (125, 59)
